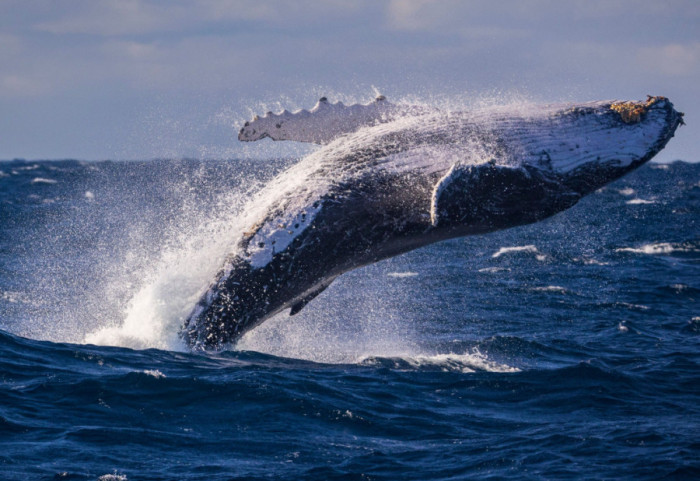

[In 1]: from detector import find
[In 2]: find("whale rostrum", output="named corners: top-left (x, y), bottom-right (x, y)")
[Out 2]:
top-left (183, 96), bottom-right (683, 349)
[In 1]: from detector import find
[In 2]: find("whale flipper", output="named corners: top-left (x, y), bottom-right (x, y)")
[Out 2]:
top-left (431, 163), bottom-right (582, 230)
top-left (238, 96), bottom-right (432, 144)
top-left (289, 283), bottom-right (330, 316)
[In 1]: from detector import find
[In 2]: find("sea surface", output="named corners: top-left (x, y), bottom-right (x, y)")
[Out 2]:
top-left (0, 159), bottom-right (698, 480)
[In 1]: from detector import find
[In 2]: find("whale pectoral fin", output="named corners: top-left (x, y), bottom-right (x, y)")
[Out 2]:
top-left (431, 163), bottom-right (582, 229)
top-left (289, 282), bottom-right (332, 316)
top-left (238, 96), bottom-right (433, 144)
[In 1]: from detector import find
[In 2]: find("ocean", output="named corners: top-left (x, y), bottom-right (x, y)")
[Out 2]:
top-left (0, 158), bottom-right (698, 480)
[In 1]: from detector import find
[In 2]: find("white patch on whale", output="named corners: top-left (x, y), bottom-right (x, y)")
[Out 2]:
top-left (245, 201), bottom-right (324, 268)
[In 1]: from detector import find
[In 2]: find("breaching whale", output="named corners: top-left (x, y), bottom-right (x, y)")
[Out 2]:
top-left (182, 95), bottom-right (683, 349)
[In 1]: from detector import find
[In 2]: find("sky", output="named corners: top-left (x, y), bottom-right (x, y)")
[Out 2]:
top-left (1, 0), bottom-right (698, 161)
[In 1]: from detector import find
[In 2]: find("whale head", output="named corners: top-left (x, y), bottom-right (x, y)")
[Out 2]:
top-left (428, 96), bottom-right (683, 236)
top-left (513, 96), bottom-right (684, 195)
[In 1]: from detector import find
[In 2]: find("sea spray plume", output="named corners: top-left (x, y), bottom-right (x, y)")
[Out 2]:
top-left (183, 95), bottom-right (683, 349)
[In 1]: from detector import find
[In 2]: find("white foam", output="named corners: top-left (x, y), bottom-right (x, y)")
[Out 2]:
top-left (573, 257), bottom-right (609, 266)
top-left (615, 242), bottom-right (693, 255)
top-left (626, 198), bottom-right (655, 205)
top-left (360, 350), bottom-right (520, 373)
top-left (83, 186), bottom-right (256, 351)
top-left (492, 245), bottom-right (537, 257)
top-left (97, 474), bottom-right (128, 481)
top-left (143, 369), bottom-right (166, 378)
top-left (492, 245), bottom-right (546, 261)
top-left (618, 187), bottom-right (636, 196)
top-left (618, 302), bottom-right (650, 311)
top-left (30, 177), bottom-right (57, 184)
top-left (0, 289), bottom-right (32, 304)
top-left (386, 271), bottom-right (418, 278)
top-left (478, 266), bottom-right (510, 273)
top-left (531, 285), bottom-right (568, 294)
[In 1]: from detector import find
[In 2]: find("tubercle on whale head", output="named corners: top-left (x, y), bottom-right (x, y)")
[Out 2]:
top-left (609, 96), bottom-right (678, 124)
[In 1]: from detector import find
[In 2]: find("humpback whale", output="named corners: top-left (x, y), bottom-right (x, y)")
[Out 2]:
top-left (183, 95), bottom-right (683, 349)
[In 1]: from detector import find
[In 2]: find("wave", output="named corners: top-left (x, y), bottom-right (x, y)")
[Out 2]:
top-left (618, 187), bottom-right (635, 196)
top-left (615, 242), bottom-right (698, 255)
top-left (30, 177), bottom-right (58, 184)
top-left (97, 474), bottom-right (128, 481)
top-left (359, 349), bottom-right (520, 373)
top-left (492, 245), bottom-right (547, 261)
top-left (626, 198), bottom-right (656, 205)
top-left (478, 266), bottom-right (510, 273)
top-left (572, 257), bottom-right (609, 265)
top-left (386, 271), bottom-right (419, 278)
top-left (530, 285), bottom-right (569, 294)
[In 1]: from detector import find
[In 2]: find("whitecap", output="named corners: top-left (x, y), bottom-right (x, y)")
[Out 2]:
top-left (492, 245), bottom-right (544, 260)
top-left (143, 369), bottom-right (166, 379)
top-left (618, 302), bottom-right (650, 311)
top-left (478, 266), bottom-right (510, 273)
top-left (626, 198), bottom-right (655, 205)
top-left (1, 289), bottom-right (32, 304)
top-left (30, 177), bottom-right (57, 185)
top-left (17, 164), bottom-right (40, 171)
top-left (97, 474), bottom-right (128, 481)
top-left (531, 285), bottom-right (568, 294)
top-left (361, 349), bottom-right (519, 373)
top-left (573, 257), bottom-right (609, 266)
top-left (615, 242), bottom-right (692, 255)
top-left (386, 271), bottom-right (418, 278)
top-left (618, 187), bottom-right (635, 196)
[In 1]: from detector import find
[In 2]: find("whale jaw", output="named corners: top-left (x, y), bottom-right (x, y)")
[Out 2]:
top-left (513, 96), bottom-right (683, 194)
top-left (557, 97), bottom-right (683, 195)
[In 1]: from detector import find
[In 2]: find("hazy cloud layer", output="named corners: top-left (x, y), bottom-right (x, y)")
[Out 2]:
top-left (1, 0), bottom-right (697, 160)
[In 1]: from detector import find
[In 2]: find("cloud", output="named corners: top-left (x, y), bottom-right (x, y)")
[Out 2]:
top-left (30, 0), bottom-right (366, 37)
top-left (0, 74), bottom-right (50, 96)
top-left (33, 0), bottom-right (275, 36)
top-left (0, 0), bottom-right (697, 160)
top-left (636, 43), bottom-right (700, 76)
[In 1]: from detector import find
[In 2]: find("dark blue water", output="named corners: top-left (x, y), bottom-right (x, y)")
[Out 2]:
top-left (1, 159), bottom-right (698, 480)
